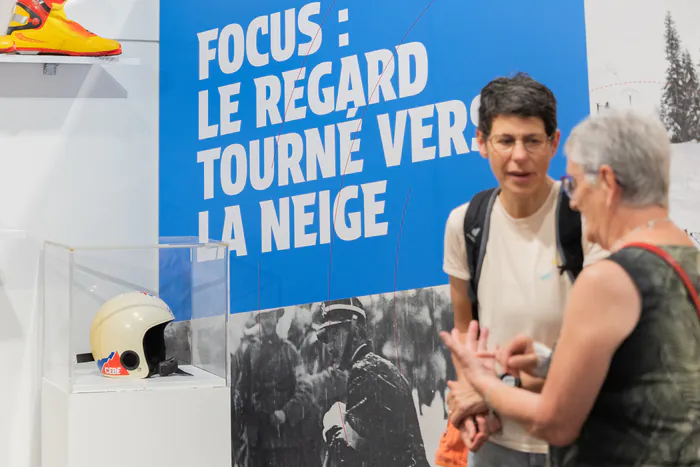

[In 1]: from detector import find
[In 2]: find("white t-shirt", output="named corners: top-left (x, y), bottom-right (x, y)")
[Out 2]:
top-left (442, 180), bottom-right (608, 454)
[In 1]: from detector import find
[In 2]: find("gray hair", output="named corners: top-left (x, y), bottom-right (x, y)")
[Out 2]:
top-left (564, 109), bottom-right (671, 208)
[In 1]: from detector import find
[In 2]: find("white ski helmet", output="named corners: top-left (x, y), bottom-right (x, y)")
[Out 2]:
top-left (90, 291), bottom-right (175, 379)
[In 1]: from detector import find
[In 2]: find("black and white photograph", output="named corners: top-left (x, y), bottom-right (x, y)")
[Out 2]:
top-left (228, 286), bottom-right (456, 467)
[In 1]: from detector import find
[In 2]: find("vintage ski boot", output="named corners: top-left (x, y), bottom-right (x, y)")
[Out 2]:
top-left (8, 0), bottom-right (121, 56)
top-left (0, 35), bottom-right (14, 53)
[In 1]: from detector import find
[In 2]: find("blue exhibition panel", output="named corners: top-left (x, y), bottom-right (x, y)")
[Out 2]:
top-left (159, 0), bottom-right (589, 314)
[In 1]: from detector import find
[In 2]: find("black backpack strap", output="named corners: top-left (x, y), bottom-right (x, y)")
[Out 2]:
top-left (463, 188), bottom-right (500, 322)
top-left (555, 185), bottom-right (584, 283)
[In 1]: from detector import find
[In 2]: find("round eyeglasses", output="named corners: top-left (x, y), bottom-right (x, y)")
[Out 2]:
top-left (488, 134), bottom-right (553, 154)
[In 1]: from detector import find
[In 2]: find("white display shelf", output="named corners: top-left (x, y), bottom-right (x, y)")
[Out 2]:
top-left (0, 54), bottom-right (140, 65)
top-left (0, 54), bottom-right (140, 79)
top-left (72, 363), bottom-right (226, 394)
top-left (0, 53), bottom-right (141, 96)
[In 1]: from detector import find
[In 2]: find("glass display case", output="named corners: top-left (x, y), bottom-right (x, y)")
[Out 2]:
top-left (42, 237), bottom-right (230, 394)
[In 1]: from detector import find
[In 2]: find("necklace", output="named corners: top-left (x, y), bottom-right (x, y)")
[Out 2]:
top-left (611, 217), bottom-right (672, 251)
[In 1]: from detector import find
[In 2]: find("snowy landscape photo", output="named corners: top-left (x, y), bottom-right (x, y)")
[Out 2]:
top-left (585, 0), bottom-right (700, 232)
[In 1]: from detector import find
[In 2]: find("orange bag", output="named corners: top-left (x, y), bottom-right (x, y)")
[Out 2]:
top-left (434, 421), bottom-right (468, 467)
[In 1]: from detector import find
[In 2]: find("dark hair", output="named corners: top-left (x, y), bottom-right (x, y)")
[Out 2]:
top-left (478, 72), bottom-right (558, 138)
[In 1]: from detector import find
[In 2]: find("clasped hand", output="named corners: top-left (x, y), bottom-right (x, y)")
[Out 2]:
top-left (441, 321), bottom-right (545, 452)
top-left (441, 321), bottom-right (547, 452)
top-left (446, 378), bottom-right (502, 452)
top-left (443, 324), bottom-right (503, 452)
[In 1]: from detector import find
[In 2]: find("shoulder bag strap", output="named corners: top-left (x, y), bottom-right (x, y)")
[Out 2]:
top-left (463, 188), bottom-right (499, 322)
top-left (555, 185), bottom-right (584, 282)
top-left (623, 242), bottom-right (700, 318)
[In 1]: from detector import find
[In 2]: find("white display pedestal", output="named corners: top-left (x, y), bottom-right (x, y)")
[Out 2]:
top-left (42, 363), bottom-right (231, 467)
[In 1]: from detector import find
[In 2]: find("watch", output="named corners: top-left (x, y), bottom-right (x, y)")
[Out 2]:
top-left (500, 373), bottom-right (522, 388)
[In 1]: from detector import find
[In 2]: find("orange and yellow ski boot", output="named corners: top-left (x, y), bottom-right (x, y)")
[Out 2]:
top-left (0, 35), bottom-right (15, 53)
top-left (8, 0), bottom-right (121, 56)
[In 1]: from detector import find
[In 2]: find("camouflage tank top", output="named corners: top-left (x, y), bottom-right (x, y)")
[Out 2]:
top-left (550, 245), bottom-right (700, 467)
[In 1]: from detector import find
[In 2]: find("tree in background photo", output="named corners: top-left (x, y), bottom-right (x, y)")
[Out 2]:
top-left (660, 11), bottom-right (700, 143)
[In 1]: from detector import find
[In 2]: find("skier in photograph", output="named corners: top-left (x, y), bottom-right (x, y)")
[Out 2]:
top-left (232, 308), bottom-right (322, 467)
top-left (316, 298), bottom-right (430, 467)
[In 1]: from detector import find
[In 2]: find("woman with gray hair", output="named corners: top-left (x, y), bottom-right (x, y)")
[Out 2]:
top-left (441, 109), bottom-right (700, 466)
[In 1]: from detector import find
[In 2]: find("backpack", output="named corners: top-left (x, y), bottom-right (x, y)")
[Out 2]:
top-left (462, 184), bottom-right (584, 322)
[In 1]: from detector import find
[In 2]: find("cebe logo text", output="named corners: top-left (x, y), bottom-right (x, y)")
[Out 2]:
top-left (97, 351), bottom-right (130, 376)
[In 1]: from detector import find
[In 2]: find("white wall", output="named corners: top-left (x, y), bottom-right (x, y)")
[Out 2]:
top-left (0, 1), bottom-right (159, 466)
